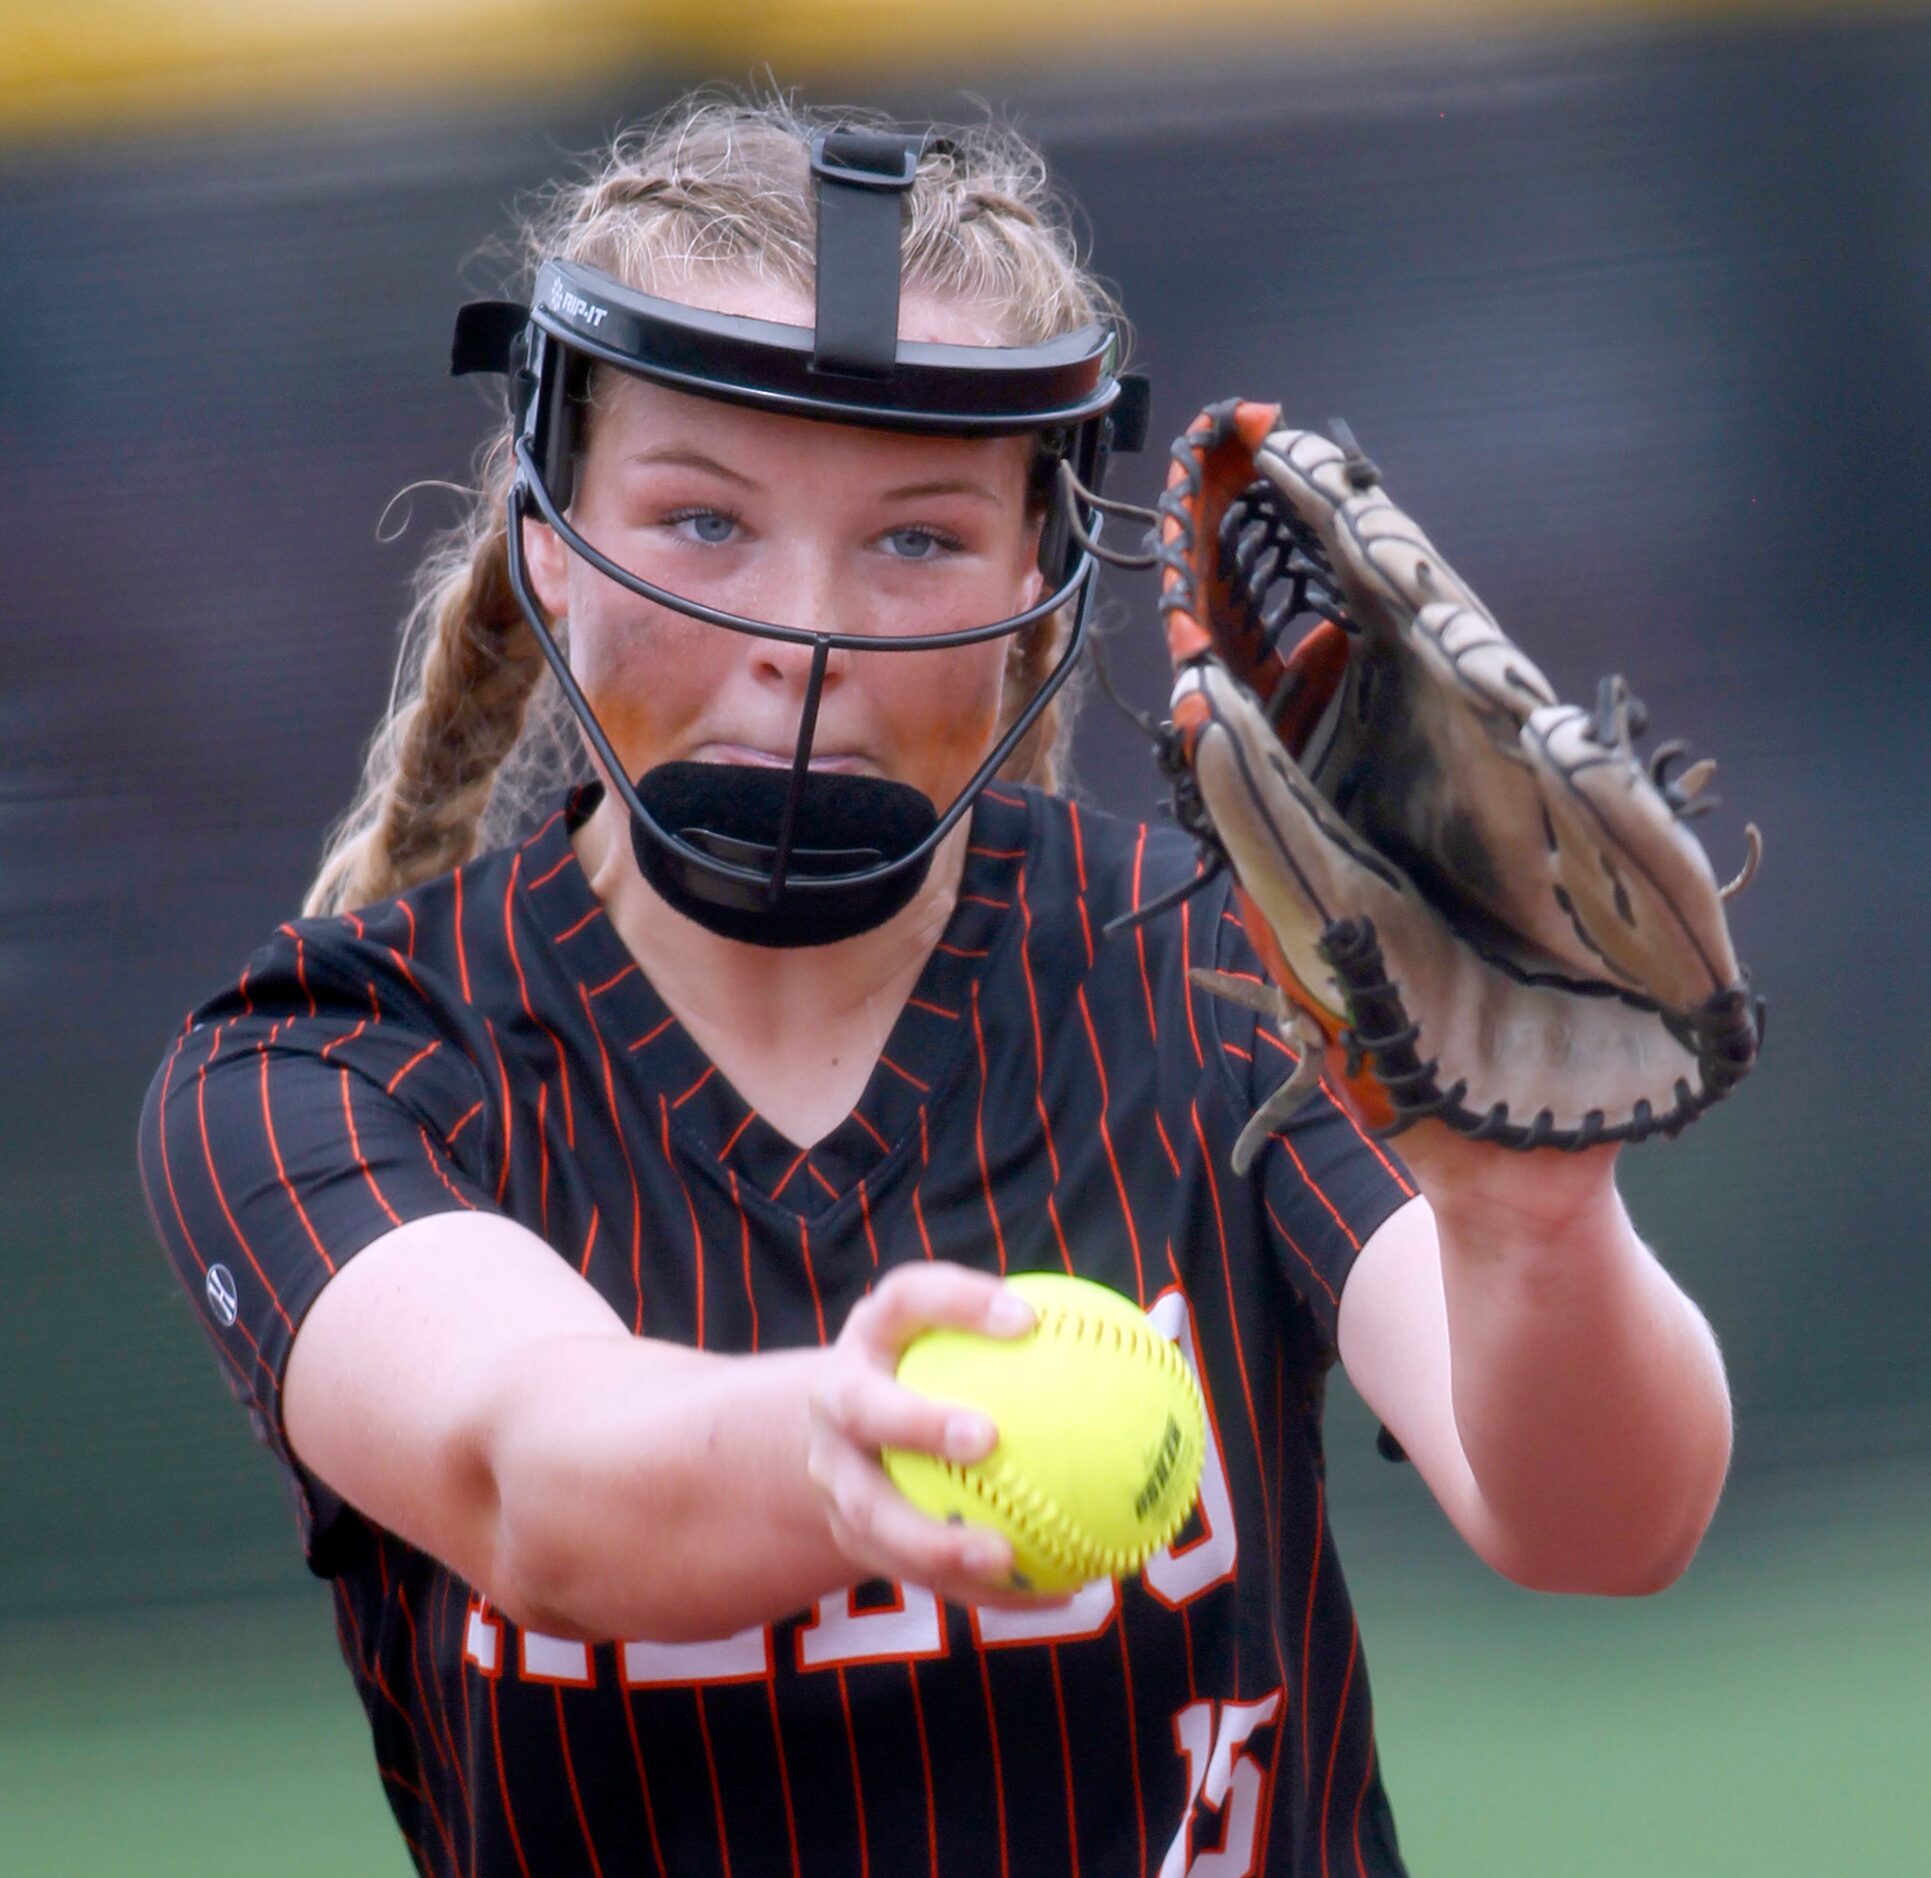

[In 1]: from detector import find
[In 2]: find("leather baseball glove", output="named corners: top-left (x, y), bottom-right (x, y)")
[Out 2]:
top-left (1144, 400), bottom-right (1763, 1172)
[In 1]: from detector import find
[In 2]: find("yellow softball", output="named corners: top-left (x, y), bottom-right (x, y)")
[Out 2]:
top-left (882, 1271), bottom-right (1206, 1594)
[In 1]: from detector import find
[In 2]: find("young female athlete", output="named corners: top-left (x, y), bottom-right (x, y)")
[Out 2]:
top-left (139, 95), bottom-right (1734, 1878)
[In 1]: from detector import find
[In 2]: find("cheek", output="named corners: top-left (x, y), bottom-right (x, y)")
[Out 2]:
top-left (567, 588), bottom-right (711, 762)
top-left (868, 639), bottom-right (1009, 781)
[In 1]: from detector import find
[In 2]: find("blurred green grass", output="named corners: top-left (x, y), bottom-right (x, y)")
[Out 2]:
top-left (3, 1455), bottom-right (1923, 1876)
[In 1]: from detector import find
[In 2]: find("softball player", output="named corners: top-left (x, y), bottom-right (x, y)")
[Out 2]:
top-left (139, 96), bottom-right (1733, 1877)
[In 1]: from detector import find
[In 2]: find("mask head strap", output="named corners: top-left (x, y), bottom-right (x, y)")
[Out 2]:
top-left (808, 129), bottom-right (920, 379)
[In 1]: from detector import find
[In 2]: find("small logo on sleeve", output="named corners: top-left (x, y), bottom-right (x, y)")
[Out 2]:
top-left (206, 1263), bottom-right (239, 1327)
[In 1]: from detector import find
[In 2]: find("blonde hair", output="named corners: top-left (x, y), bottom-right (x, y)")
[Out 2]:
top-left (305, 90), bottom-right (1126, 917)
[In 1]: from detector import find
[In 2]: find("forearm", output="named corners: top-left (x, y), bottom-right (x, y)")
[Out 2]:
top-left (482, 1336), bottom-right (852, 1642)
top-left (1431, 1169), bottom-right (1732, 1594)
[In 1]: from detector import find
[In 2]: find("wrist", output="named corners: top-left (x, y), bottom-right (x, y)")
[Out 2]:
top-left (1401, 1127), bottom-right (1625, 1253)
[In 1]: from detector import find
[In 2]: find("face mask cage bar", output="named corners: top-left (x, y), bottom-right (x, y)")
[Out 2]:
top-left (450, 135), bottom-right (1150, 929)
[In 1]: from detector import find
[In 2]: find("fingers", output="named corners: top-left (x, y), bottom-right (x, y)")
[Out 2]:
top-left (805, 1264), bottom-right (1059, 1607)
top-left (817, 1362), bottom-right (996, 1467)
top-left (811, 1443), bottom-right (1059, 1611)
top-left (839, 1261), bottom-right (1034, 1366)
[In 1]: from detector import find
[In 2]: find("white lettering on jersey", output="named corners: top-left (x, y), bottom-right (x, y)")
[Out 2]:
top-left (621, 1622), bottom-right (770, 1688)
top-left (972, 1576), bottom-right (1117, 1646)
top-left (520, 1631), bottom-right (594, 1686)
top-left (1143, 1289), bottom-right (1239, 1605)
top-left (463, 1598), bottom-right (502, 1677)
top-left (1159, 1693), bottom-right (1283, 1878)
top-left (797, 1584), bottom-right (947, 1668)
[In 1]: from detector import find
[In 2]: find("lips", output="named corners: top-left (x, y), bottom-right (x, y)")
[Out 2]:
top-left (694, 741), bottom-right (874, 775)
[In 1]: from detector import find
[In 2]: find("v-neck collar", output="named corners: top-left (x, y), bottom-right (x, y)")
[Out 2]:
top-left (520, 781), bottom-right (1033, 1218)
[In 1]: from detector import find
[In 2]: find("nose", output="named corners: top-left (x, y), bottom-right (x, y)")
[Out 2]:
top-left (744, 547), bottom-right (855, 695)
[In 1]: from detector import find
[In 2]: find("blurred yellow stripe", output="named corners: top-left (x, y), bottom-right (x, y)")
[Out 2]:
top-left (1, 0), bottom-right (1920, 143)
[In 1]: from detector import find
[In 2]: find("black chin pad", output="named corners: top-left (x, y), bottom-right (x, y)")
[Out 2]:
top-left (630, 762), bottom-right (939, 949)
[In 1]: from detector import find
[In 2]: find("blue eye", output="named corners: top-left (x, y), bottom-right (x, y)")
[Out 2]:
top-left (665, 508), bottom-right (739, 545)
top-left (883, 526), bottom-right (961, 561)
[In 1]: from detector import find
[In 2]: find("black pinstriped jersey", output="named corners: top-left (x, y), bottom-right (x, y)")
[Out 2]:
top-left (139, 782), bottom-right (1418, 1878)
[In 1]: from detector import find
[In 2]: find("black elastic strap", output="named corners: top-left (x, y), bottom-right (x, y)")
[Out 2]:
top-left (451, 300), bottom-right (524, 376)
top-left (809, 130), bottom-right (919, 379)
top-left (1112, 373), bottom-right (1154, 454)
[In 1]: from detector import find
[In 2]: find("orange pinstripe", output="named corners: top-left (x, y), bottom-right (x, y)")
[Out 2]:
top-left (553, 1691), bottom-right (608, 1878)
top-left (575, 982), bottom-right (643, 1334)
top-left (1111, 1619), bottom-right (1149, 1876)
top-left (535, 1082), bottom-right (551, 1242)
top-left (257, 1047), bottom-right (334, 1271)
top-left (1300, 1478), bottom-right (1324, 1791)
top-left (616, 1664), bottom-right (671, 1878)
top-left (484, 1678), bottom-right (533, 1878)
top-left (968, 984), bottom-right (1009, 1275)
top-left (417, 1126), bottom-right (477, 1212)
top-left (1012, 867), bottom-right (1064, 1185)
top-left (481, 1018), bottom-right (514, 1204)
top-left (1153, 1112), bottom-right (1182, 1179)
top-left (386, 1037), bottom-right (443, 1095)
top-left (1179, 901), bottom-right (1205, 1069)
top-left (526, 850), bottom-right (572, 892)
top-left (504, 855), bottom-right (575, 1148)
top-left (1264, 1195), bottom-right (1340, 1310)
top-left (904, 1661), bottom-right (940, 1878)
top-left (1351, 1735), bottom-right (1377, 1878)
top-left (319, 1016), bottom-right (368, 1062)
top-left (343, 1575), bottom-right (463, 1872)
top-left (763, 1678), bottom-right (805, 1878)
top-left (194, 1052), bottom-right (296, 1336)
top-left (694, 1689), bottom-right (737, 1878)
top-left (772, 1149), bottom-right (809, 1200)
top-left (452, 870), bottom-right (473, 1004)
top-left (1320, 1616), bottom-right (1361, 1878)
top-left (730, 1171), bottom-right (759, 1350)
top-left (1047, 1646), bottom-right (1083, 1878)
top-left (878, 1052), bottom-right (931, 1094)
top-left (1075, 985), bottom-right (1146, 1304)
top-left (628, 1015), bottom-right (674, 1053)
top-left (658, 1094), bottom-right (706, 1347)
top-left (857, 1177), bottom-right (882, 1267)
top-left (834, 1666), bottom-right (872, 1878)
top-left (340, 1068), bottom-right (404, 1231)
top-left (717, 1108), bottom-right (756, 1162)
top-left (974, 1643), bottom-right (1013, 1878)
top-left (1270, 1131), bottom-right (1366, 1253)
top-left (797, 1217), bottom-right (827, 1343)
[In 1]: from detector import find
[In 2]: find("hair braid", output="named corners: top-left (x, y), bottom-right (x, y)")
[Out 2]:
top-left (304, 451), bottom-right (551, 915)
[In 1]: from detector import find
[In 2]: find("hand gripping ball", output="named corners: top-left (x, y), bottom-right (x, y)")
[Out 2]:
top-left (883, 1272), bottom-right (1207, 1594)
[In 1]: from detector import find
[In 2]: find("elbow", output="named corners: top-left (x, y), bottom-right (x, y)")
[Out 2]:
top-left (1485, 1478), bottom-right (1727, 1599)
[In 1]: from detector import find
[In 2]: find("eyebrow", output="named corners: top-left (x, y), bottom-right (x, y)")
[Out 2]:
top-left (624, 446), bottom-right (1001, 506)
top-left (625, 446), bottom-right (760, 490)
top-left (879, 478), bottom-right (1002, 505)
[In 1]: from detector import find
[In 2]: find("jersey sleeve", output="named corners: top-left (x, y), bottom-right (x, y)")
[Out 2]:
top-left (1202, 901), bottom-right (1419, 1358)
top-left (137, 920), bottom-right (500, 1574)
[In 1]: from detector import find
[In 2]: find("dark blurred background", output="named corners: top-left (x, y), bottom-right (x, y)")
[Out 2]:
top-left (3, 5), bottom-right (1927, 1872)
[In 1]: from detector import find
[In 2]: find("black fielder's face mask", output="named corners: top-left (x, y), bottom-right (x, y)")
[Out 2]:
top-left (452, 128), bottom-right (1151, 947)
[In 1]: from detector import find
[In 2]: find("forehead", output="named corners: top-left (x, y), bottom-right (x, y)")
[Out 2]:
top-left (583, 270), bottom-right (1036, 486)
